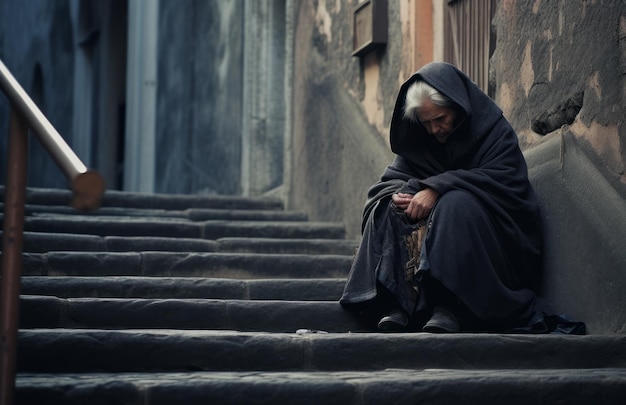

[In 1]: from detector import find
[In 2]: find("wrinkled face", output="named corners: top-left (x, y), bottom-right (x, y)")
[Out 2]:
top-left (416, 99), bottom-right (458, 144)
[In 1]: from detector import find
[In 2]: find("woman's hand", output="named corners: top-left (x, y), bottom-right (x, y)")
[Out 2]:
top-left (392, 193), bottom-right (413, 210)
top-left (404, 188), bottom-right (440, 221)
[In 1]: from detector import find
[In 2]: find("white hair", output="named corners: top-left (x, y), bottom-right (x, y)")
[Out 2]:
top-left (403, 81), bottom-right (454, 122)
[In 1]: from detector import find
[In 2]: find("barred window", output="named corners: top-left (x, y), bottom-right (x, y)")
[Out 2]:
top-left (444, 0), bottom-right (497, 96)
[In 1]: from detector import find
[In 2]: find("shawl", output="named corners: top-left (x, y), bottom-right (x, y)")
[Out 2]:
top-left (363, 62), bottom-right (543, 289)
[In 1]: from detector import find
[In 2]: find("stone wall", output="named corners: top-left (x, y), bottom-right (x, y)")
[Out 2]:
top-left (290, 0), bottom-right (413, 238)
top-left (0, 0), bottom-right (245, 195)
top-left (492, 0), bottom-right (626, 334)
top-left (525, 134), bottom-right (626, 334)
top-left (492, 0), bottom-right (625, 183)
top-left (155, 0), bottom-right (244, 195)
top-left (0, 0), bottom-right (74, 189)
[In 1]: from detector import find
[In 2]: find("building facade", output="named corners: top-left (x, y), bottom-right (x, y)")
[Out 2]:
top-left (1, 0), bottom-right (624, 241)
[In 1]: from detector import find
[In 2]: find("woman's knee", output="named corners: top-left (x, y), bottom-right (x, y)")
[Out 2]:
top-left (435, 190), bottom-right (488, 222)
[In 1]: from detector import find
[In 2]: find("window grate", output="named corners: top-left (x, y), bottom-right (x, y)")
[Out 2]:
top-left (444, 0), bottom-right (497, 96)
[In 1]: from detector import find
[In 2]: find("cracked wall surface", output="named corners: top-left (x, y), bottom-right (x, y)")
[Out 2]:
top-left (492, 0), bottom-right (626, 185)
top-left (290, 0), bottom-right (408, 237)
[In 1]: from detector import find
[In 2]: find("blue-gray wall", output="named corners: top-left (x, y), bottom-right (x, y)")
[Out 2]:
top-left (155, 0), bottom-right (244, 195)
top-left (0, 0), bottom-right (245, 195)
top-left (0, 0), bottom-right (74, 189)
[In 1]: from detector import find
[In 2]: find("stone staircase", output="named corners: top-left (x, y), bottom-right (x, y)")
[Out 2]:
top-left (3, 187), bottom-right (626, 404)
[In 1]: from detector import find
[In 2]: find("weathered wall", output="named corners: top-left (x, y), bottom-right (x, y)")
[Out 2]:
top-left (155, 0), bottom-right (244, 195)
top-left (0, 0), bottom-right (74, 189)
top-left (493, 0), bottom-right (625, 182)
top-left (525, 134), bottom-right (626, 334)
top-left (290, 0), bottom-right (416, 238)
top-left (492, 0), bottom-right (626, 334)
top-left (0, 0), bottom-right (244, 195)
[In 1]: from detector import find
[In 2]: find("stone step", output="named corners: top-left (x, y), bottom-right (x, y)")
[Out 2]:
top-left (20, 276), bottom-right (346, 300)
top-left (37, 205), bottom-right (305, 221)
top-left (0, 186), bottom-right (286, 211)
top-left (20, 252), bottom-right (352, 278)
top-left (19, 296), bottom-right (367, 332)
top-left (13, 216), bottom-right (345, 239)
top-left (214, 237), bottom-right (358, 255)
top-left (183, 220), bottom-right (347, 240)
top-left (15, 368), bottom-right (626, 405)
top-left (6, 231), bottom-right (217, 253)
top-left (16, 329), bottom-right (626, 373)
top-left (14, 186), bottom-right (621, 405)
top-left (2, 203), bottom-right (308, 221)
top-left (4, 232), bottom-right (358, 254)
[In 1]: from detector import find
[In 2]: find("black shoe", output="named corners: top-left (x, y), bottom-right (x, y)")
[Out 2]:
top-left (422, 306), bottom-right (460, 333)
top-left (377, 309), bottom-right (409, 332)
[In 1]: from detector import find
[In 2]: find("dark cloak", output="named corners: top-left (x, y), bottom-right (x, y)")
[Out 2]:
top-left (340, 62), bottom-right (584, 334)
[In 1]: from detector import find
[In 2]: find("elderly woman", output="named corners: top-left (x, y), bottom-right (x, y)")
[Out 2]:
top-left (340, 62), bottom-right (583, 334)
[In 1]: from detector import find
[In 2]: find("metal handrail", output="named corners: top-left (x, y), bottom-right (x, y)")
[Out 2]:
top-left (0, 60), bottom-right (105, 210)
top-left (0, 58), bottom-right (105, 404)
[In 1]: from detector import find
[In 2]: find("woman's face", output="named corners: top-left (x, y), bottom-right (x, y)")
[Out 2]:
top-left (416, 99), bottom-right (458, 144)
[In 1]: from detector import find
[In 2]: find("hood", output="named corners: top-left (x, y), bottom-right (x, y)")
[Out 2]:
top-left (389, 62), bottom-right (503, 164)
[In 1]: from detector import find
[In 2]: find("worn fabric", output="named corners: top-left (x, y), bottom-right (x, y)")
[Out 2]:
top-left (340, 62), bottom-right (584, 333)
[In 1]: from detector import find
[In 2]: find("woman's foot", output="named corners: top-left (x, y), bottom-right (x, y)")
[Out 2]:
top-left (422, 306), bottom-right (460, 333)
top-left (377, 309), bottom-right (409, 332)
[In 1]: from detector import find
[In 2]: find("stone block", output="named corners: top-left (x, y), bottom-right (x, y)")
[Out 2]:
top-left (525, 134), bottom-right (626, 334)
